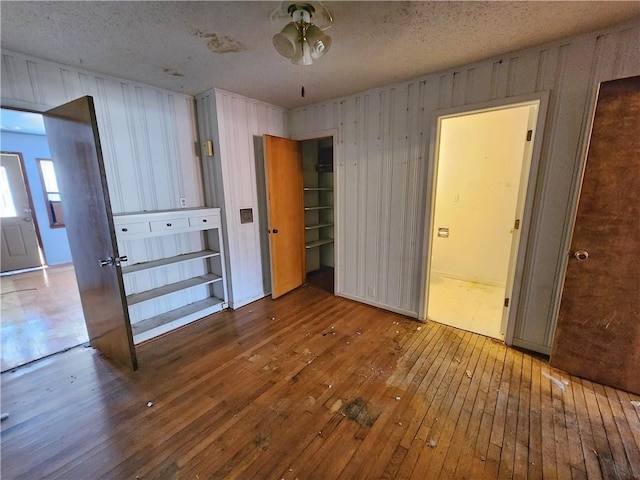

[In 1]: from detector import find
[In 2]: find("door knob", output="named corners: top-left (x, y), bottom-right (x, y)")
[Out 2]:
top-left (99, 257), bottom-right (115, 267)
top-left (574, 250), bottom-right (589, 261)
top-left (272, 229), bottom-right (279, 234)
top-left (99, 255), bottom-right (128, 267)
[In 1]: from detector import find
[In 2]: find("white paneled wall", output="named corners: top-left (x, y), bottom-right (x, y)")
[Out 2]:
top-left (1, 50), bottom-right (207, 324)
top-left (196, 89), bottom-right (286, 309)
top-left (1, 51), bottom-right (203, 214)
top-left (288, 21), bottom-right (640, 352)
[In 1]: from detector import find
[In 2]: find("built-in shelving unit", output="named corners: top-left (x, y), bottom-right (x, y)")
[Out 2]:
top-left (302, 138), bottom-right (334, 274)
top-left (113, 207), bottom-right (228, 343)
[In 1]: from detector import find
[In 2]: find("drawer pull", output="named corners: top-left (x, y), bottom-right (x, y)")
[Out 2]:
top-left (166, 223), bottom-right (172, 227)
top-left (122, 228), bottom-right (128, 232)
top-left (202, 219), bottom-right (207, 223)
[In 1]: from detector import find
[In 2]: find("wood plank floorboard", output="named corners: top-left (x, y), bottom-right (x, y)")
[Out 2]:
top-left (1, 284), bottom-right (639, 479)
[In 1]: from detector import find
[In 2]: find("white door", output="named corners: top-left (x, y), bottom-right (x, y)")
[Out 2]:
top-left (0, 153), bottom-right (41, 272)
top-left (425, 101), bottom-right (539, 340)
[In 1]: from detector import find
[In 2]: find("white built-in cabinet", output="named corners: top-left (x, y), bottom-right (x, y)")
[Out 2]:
top-left (113, 208), bottom-right (228, 343)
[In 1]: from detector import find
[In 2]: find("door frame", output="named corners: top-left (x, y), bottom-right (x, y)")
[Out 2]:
top-left (418, 92), bottom-right (550, 347)
top-left (0, 150), bottom-right (45, 269)
top-left (292, 129), bottom-right (339, 293)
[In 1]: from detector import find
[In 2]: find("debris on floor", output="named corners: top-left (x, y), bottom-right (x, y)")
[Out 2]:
top-left (343, 397), bottom-right (378, 427)
top-left (329, 399), bottom-right (343, 413)
top-left (253, 433), bottom-right (270, 451)
top-left (395, 396), bottom-right (401, 401)
top-left (427, 439), bottom-right (437, 448)
top-left (146, 402), bottom-right (153, 408)
top-left (631, 400), bottom-right (640, 407)
top-left (542, 371), bottom-right (569, 391)
top-left (465, 370), bottom-right (473, 379)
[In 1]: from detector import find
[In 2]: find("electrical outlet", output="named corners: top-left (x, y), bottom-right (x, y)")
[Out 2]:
top-left (179, 197), bottom-right (187, 208)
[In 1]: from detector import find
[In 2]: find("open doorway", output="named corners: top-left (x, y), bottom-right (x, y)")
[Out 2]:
top-left (425, 100), bottom-right (540, 340)
top-left (0, 108), bottom-right (87, 371)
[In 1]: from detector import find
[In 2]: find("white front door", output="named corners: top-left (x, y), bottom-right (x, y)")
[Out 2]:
top-left (0, 153), bottom-right (41, 272)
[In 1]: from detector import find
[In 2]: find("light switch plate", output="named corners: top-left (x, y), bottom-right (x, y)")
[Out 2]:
top-left (240, 208), bottom-right (253, 224)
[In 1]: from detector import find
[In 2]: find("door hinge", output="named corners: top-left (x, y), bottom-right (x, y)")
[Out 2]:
top-left (526, 130), bottom-right (533, 141)
top-left (514, 219), bottom-right (520, 230)
top-left (504, 298), bottom-right (510, 308)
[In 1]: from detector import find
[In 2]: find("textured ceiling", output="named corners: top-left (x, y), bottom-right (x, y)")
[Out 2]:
top-left (1, 1), bottom-right (639, 109)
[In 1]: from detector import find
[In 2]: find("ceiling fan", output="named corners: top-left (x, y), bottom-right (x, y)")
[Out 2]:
top-left (271, 2), bottom-right (333, 65)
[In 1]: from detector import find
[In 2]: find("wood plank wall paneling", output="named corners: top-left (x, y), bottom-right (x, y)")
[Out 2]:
top-left (1, 50), bottom-right (203, 215)
top-left (1, 50), bottom-right (206, 324)
top-left (287, 21), bottom-right (640, 353)
top-left (195, 89), bottom-right (287, 309)
top-left (2, 287), bottom-right (639, 479)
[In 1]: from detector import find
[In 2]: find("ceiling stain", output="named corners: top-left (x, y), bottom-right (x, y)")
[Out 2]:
top-left (163, 67), bottom-right (184, 77)
top-left (193, 30), bottom-right (246, 54)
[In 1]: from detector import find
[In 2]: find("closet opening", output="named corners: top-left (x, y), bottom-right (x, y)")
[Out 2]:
top-left (301, 137), bottom-right (334, 294)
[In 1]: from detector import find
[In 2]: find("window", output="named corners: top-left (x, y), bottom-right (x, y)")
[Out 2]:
top-left (38, 159), bottom-right (65, 227)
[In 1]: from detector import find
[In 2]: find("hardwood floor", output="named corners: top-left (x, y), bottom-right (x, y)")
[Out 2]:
top-left (1, 284), bottom-right (639, 479)
top-left (0, 264), bottom-right (88, 372)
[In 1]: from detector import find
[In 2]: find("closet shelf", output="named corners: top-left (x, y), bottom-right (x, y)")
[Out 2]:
top-left (305, 222), bottom-right (334, 230)
top-left (305, 238), bottom-right (334, 249)
top-left (304, 205), bottom-right (333, 211)
top-left (127, 273), bottom-right (222, 305)
top-left (121, 250), bottom-right (219, 274)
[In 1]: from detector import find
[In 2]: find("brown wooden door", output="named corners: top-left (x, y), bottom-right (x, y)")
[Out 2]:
top-left (43, 96), bottom-right (137, 370)
top-left (263, 135), bottom-right (305, 298)
top-left (550, 76), bottom-right (640, 394)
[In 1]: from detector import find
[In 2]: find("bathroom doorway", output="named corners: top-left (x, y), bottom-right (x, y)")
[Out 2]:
top-left (425, 100), bottom-right (540, 339)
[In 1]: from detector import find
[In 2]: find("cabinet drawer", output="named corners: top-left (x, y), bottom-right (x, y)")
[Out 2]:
top-left (149, 218), bottom-right (188, 232)
top-left (189, 214), bottom-right (218, 228)
top-left (116, 222), bottom-right (150, 236)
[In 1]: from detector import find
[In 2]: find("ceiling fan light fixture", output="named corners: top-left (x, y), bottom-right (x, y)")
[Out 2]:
top-left (273, 22), bottom-right (299, 58)
top-left (306, 24), bottom-right (331, 59)
top-left (291, 7), bottom-right (311, 24)
top-left (291, 39), bottom-right (313, 66)
top-left (273, 3), bottom-right (332, 65)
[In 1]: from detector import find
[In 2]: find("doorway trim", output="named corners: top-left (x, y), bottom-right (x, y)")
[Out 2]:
top-left (418, 91), bottom-right (550, 346)
top-left (292, 128), bottom-right (339, 294)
